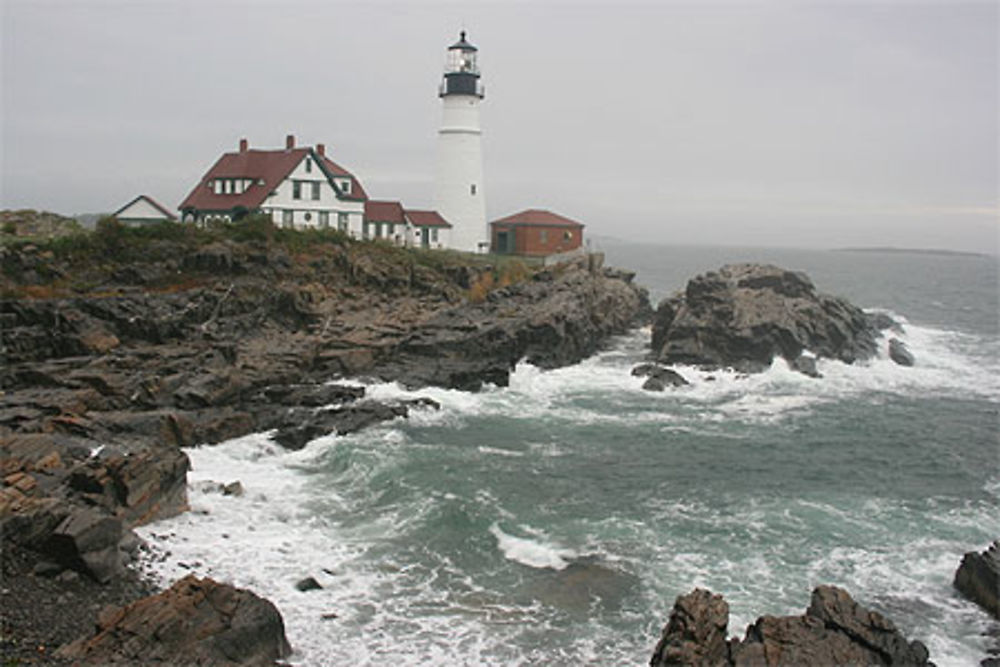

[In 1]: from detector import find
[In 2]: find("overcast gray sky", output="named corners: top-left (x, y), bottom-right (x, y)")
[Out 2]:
top-left (2, 0), bottom-right (997, 252)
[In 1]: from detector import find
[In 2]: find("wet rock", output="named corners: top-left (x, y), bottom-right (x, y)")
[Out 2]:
top-left (789, 353), bottom-right (822, 378)
top-left (650, 588), bottom-right (729, 666)
top-left (295, 576), bottom-right (323, 592)
top-left (652, 264), bottom-right (880, 372)
top-left (955, 540), bottom-right (999, 619)
top-left (888, 337), bottom-right (916, 367)
top-left (633, 363), bottom-right (689, 390)
top-left (650, 585), bottom-right (934, 666)
top-left (222, 481), bottom-right (244, 497)
top-left (533, 557), bottom-right (640, 616)
top-left (268, 401), bottom-right (410, 450)
top-left (57, 574), bottom-right (291, 665)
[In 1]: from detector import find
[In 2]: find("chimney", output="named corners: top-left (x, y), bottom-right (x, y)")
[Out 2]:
top-left (316, 143), bottom-right (325, 157)
top-left (239, 138), bottom-right (248, 153)
top-left (286, 134), bottom-right (295, 150)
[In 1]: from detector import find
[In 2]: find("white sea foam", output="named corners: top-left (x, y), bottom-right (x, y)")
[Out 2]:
top-left (134, 310), bottom-right (998, 665)
top-left (489, 523), bottom-right (576, 570)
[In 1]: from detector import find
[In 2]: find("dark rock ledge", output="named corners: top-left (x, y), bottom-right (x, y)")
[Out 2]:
top-left (650, 585), bottom-right (934, 666)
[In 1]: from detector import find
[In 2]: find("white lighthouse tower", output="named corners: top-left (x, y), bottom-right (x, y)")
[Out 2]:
top-left (434, 31), bottom-right (487, 253)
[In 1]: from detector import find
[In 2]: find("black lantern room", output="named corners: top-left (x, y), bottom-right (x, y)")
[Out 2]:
top-left (439, 31), bottom-right (484, 99)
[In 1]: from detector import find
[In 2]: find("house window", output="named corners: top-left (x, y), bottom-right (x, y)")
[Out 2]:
top-left (305, 158), bottom-right (312, 173)
top-left (282, 210), bottom-right (293, 229)
top-left (213, 180), bottom-right (222, 194)
top-left (304, 212), bottom-right (312, 223)
top-left (319, 211), bottom-right (329, 228)
top-left (564, 230), bottom-right (572, 241)
top-left (540, 229), bottom-right (548, 243)
top-left (385, 223), bottom-right (394, 236)
top-left (311, 182), bottom-right (320, 200)
top-left (338, 212), bottom-right (349, 232)
top-left (293, 181), bottom-right (302, 200)
top-left (431, 229), bottom-right (439, 242)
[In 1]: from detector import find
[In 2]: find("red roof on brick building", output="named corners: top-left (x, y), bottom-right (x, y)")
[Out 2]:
top-left (364, 200), bottom-right (406, 224)
top-left (178, 139), bottom-right (367, 213)
top-left (490, 209), bottom-right (584, 228)
top-left (405, 210), bottom-right (452, 228)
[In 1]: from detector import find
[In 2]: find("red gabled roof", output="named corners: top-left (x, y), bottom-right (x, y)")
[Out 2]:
top-left (490, 209), bottom-right (584, 228)
top-left (318, 155), bottom-right (368, 201)
top-left (178, 143), bottom-right (367, 212)
top-left (364, 200), bottom-right (406, 224)
top-left (114, 194), bottom-right (177, 220)
top-left (405, 209), bottom-right (452, 228)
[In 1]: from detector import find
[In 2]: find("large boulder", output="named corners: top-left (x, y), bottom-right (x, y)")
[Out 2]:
top-left (652, 264), bottom-right (887, 372)
top-left (954, 540), bottom-right (999, 618)
top-left (650, 585), bottom-right (933, 666)
top-left (57, 574), bottom-right (292, 665)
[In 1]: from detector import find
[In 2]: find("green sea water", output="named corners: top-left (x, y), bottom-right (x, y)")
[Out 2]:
top-left (139, 243), bottom-right (1000, 665)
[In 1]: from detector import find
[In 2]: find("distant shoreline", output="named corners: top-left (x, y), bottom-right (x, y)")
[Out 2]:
top-left (833, 246), bottom-right (993, 259)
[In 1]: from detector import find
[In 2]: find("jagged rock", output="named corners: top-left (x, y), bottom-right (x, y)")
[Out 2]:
top-left (888, 337), bottom-right (916, 367)
top-left (57, 574), bottom-right (292, 665)
top-left (41, 507), bottom-right (124, 583)
top-left (373, 260), bottom-right (650, 390)
top-left (650, 585), bottom-right (933, 666)
top-left (652, 264), bottom-right (880, 372)
top-left (954, 540), bottom-right (999, 618)
top-left (259, 382), bottom-right (365, 407)
top-left (650, 588), bottom-right (730, 666)
top-left (268, 401), bottom-right (410, 450)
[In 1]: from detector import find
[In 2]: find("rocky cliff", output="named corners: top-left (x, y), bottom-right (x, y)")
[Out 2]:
top-left (1, 221), bottom-right (650, 664)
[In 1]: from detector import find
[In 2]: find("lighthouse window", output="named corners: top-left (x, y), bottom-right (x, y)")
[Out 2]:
top-left (470, 184), bottom-right (477, 195)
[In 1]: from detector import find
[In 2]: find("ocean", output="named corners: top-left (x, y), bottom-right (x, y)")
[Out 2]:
top-left (137, 242), bottom-right (1000, 666)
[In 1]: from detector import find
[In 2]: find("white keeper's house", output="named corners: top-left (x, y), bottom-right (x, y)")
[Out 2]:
top-left (178, 135), bottom-right (369, 234)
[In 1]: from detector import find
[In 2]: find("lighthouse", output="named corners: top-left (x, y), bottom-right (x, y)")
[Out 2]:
top-left (434, 31), bottom-right (487, 253)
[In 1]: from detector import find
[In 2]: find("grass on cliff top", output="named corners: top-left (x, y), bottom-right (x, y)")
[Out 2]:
top-left (3, 214), bottom-right (542, 297)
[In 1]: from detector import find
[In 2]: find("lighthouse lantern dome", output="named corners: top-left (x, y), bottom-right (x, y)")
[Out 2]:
top-left (440, 31), bottom-right (484, 98)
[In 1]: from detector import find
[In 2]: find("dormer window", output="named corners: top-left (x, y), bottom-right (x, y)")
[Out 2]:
top-left (340, 179), bottom-right (351, 194)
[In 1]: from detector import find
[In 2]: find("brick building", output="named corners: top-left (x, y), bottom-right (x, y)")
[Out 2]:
top-left (489, 209), bottom-right (584, 256)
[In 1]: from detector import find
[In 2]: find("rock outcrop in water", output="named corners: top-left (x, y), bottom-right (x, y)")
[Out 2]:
top-left (651, 264), bottom-right (895, 374)
top-left (650, 585), bottom-right (934, 666)
top-left (954, 540), bottom-right (1000, 619)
